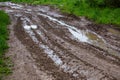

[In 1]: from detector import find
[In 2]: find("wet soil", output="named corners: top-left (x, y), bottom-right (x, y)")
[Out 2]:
top-left (0, 2), bottom-right (120, 80)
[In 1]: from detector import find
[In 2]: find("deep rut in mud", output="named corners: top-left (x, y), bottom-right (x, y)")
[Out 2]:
top-left (0, 2), bottom-right (120, 80)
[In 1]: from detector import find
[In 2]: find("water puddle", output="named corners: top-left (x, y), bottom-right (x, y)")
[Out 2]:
top-left (37, 13), bottom-right (120, 56)
top-left (38, 13), bottom-right (105, 44)
top-left (87, 32), bottom-right (102, 41)
top-left (108, 28), bottom-right (120, 36)
top-left (68, 28), bottom-right (89, 43)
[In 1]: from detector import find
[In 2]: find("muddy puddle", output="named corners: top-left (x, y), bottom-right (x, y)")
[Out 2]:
top-left (108, 28), bottom-right (120, 36)
top-left (1, 2), bottom-right (120, 80)
top-left (38, 12), bottom-right (120, 57)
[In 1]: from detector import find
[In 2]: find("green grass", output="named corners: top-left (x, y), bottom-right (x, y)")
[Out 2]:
top-left (11, 0), bottom-right (120, 26)
top-left (0, 10), bottom-right (11, 80)
top-left (72, 7), bottom-right (120, 25)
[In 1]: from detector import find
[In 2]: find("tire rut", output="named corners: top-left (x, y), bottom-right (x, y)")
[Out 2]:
top-left (0, 2), bottom-right (120, 80)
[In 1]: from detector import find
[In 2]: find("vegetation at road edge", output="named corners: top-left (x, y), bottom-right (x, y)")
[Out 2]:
top-left (0, 10), bottom-right (11, 80)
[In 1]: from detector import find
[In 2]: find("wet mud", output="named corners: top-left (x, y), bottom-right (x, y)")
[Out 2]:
top-left (0, 2), bottom-right (120, 80)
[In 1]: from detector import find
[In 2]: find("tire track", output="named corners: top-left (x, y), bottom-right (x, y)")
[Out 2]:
top-left (1, 2), bottom-right (120, 80)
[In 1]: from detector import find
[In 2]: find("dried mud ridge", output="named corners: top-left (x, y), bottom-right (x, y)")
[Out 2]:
top-left (0, 2), bottom-right (120, 80)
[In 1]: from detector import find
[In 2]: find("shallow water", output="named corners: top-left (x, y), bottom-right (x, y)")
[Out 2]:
top-left (1, 2), bottom-right (120, 79)
top-left (38, 13), bottom-right (120, 57)
top-left (108, 28), bottom-right (120, 36)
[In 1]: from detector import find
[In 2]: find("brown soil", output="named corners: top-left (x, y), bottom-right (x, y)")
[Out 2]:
top-left (0, 2), bottom-right (120, 80)
top-left (4, 15), bottom-right (55, 80)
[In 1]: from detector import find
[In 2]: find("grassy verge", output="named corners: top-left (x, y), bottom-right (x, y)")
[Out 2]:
top-left (11, 0), bottom-right (120, 26)
top-left (0, 10), bottom-right (11, 80)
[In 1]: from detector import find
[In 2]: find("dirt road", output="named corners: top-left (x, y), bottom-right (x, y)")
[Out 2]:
top-left (0, 2), bottom-right (120, 80)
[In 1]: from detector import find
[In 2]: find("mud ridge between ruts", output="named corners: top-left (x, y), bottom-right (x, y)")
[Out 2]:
top-left (0, 2), bottom-right (120, 80)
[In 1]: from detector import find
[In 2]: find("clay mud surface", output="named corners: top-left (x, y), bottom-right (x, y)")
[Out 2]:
top-left (0, 2), bottom-right (120, 80)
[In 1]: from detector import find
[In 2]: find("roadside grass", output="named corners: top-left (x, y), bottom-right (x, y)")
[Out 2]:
top-left (0, 10), bottom-right (11, 80)
top-left (72, 7), bottom-right (120, 25)
top-left (11, 0), bottom-right (120, 26)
